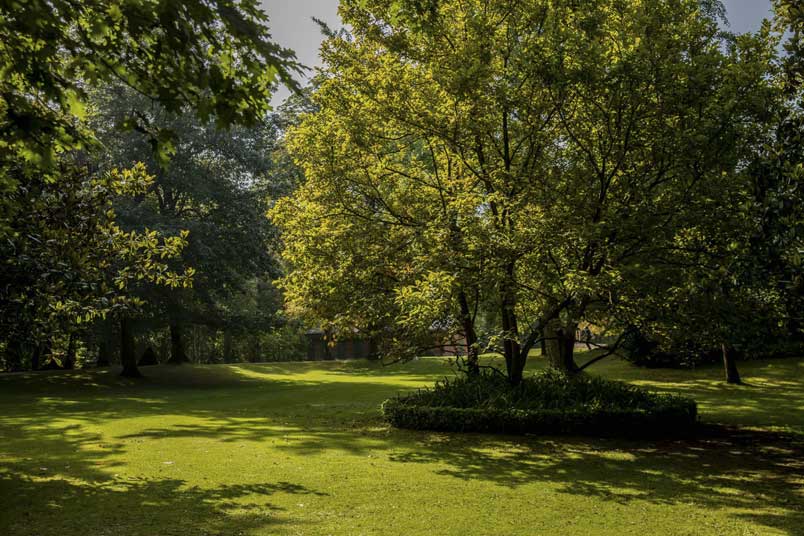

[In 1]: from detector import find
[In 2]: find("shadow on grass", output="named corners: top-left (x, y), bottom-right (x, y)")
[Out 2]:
top-left (0, 470), bottom-right (323, 536)
top-left (0, 416), bottom-right (327, 536)
top-left (1, 360), bottom-right (803, 535)
top-left (16, 415), bottom-right (800, 534)
top-left (385, 425), bottom-right (804, 533)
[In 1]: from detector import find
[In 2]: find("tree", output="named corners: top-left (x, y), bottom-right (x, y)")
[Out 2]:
top-left (92, 86), bottom-right (292, 365)
top-left (616, 205), bottom-right (788, 383)
top-left (622, 5), bottom-right (804, 383)
top-left (272, 0), bottom-right (778, 384)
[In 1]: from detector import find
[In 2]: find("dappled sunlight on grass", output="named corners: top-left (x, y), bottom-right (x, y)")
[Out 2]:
top-left (579, 356), bottom-right (804, 433)
top-left (227, 361), bottom-right (444, 389)
top-left (0, 357), bottom-right (802, 535)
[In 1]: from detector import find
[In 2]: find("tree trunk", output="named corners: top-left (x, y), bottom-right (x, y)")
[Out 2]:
top-left (31, 343), bottom-right (41, 371)
top-left (120, 317), bottom-right (141, 378)
top-left (458, 291), bottom-right (479, 376)
top-left (508, 354), bottom-right (526, 385)
top-left (500, 291), bottom-right (527, 385)
top-left (139, 347), bottom-right (158, 366)
top-left (63, 334), bottom-right (76, 370)
top-left (492, 258), bottom-right (532, 385)
top-left (722, 343), bottom-right (741, 384)
top-left (544, 320), bottom-right (579, 373)
top-left (3, 337), bottom-right (23, 372)
top-left (502, 304), bottom-right (526, 385)
top-left (223, 330), bottom-right (234, 363)
top-left (367, 336), bottom-right (380, 361)
top-left (96, 320), bottom-right (112, 367)
top-left (501, 307), bottom-right (515, 383)
top-left (323, 329), bottom-right (334, 361)
top-left (168, 321), bottom-right (188, 364)
top-left (97, 340), bottom-right (110, 367)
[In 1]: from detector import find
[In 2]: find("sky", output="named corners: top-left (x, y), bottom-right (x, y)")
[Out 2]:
top-left (261, 0), bottom-right (775, 106)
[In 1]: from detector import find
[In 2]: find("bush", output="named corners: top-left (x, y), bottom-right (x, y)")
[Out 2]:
top-left (381, 370), bottom-right (697, 437)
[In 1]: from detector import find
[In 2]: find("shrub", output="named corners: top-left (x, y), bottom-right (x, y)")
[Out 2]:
top-left (381, 370), bottom-right (697, 437)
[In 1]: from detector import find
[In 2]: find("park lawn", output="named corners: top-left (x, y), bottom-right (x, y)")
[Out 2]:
top-left (0, 356), bottom-right (802, 536)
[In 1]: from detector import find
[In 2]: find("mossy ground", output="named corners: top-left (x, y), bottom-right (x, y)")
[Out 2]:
top-left (1, 354), bottom-right (802, 535)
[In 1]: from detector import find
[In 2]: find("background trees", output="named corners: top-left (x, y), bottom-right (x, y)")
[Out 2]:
top-left (272, 0), bottom-right (781, 384)
top-left (0, 0), bottom-right (299, 373)
top-left (0, 162), bottom-right (192, 372)
top-left (91, 86), bottom-right (298, 366)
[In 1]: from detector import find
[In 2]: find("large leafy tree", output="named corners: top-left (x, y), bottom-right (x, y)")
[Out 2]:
top-left (615, 166), bottom-right (790, 382)
top-left (627, 3), bottom-right (804, 382)
top-left (273, 0), bottom-right (778, 384)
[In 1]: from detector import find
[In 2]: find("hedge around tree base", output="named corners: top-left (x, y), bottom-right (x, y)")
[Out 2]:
top-left (381, 372), bottom-right (698, 438)
top-left (382, 400), bottom-right (697, 437)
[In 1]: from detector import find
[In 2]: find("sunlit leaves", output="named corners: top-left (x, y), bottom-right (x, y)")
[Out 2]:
top-left (274, 0), bottom-right (781, 367)
top-left (1, 160), bottom-right (192, 338)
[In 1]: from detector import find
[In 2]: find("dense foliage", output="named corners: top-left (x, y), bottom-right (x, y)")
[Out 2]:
top-left (0, 0), bottom-right (299, 171)
top-left (0, 161), bottom-right (193, 370)
top-left (617, 1), bottom-right (804, 376)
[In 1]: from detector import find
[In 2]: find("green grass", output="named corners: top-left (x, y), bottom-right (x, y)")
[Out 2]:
top-left (1, 355), bottom-right (802, 536)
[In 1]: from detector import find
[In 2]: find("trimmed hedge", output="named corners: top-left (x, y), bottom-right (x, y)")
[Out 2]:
top-left (381, 370), bottom-right (697, 437)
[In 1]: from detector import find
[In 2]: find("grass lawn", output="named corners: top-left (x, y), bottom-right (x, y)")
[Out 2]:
top-left (1, 355), bottom-right (802, 535)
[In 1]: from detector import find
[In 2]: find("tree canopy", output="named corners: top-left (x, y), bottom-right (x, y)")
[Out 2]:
top-left (272, 0), bottom-right (782, 384)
